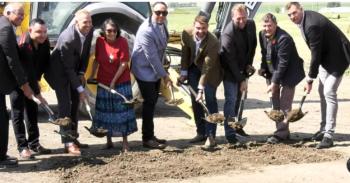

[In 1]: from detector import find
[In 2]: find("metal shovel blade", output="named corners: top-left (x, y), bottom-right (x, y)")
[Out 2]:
top-left (205, 113), bottom-right (225, 124)
top-left (286, 108), bottom-right (308, 122)
top-left (165, 98), bottom-right (184, 106)
top-left (84, 126), bottom-right (108, 138)
top-left (227, 117), bottom-right (247, 130)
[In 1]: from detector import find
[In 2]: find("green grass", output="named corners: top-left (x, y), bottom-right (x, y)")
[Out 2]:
top-left (167, 3), bottom-right (350, 76)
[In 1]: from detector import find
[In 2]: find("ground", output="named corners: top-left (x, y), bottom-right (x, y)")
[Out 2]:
top-left (1, 75), bottom-right (350, 183)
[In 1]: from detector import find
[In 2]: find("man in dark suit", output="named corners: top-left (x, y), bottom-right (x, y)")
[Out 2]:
top-left (10, 18), bottom-right (52, 160)
top-left (258, 13), bottom-right (305, 144)
top-left (0, 3), bottom-right (34, 167)
top-left (286, 2), bottom-right (350, 149)
top-left (45, 9), bottom-right (93, 155)
top-left (220, 4), bottom-right (257, 144)
top-left (177, 15), bottom-right (222, 149)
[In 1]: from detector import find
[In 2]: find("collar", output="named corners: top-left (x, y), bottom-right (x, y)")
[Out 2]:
top-left (75, 25), bottom-right (86, 39)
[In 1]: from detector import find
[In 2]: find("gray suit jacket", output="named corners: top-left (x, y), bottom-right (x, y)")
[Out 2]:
top-left (45, 24), bottom-right (93, 90)
top-left (131, 17), bottom-right (169, 82)
top-left (259, 27), bottom-right (305, 87)
top-left (0, 16), bottom-right (27, 94)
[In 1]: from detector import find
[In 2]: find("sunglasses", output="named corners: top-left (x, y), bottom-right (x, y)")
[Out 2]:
top-left (106, 29), bottom-right (116, 33)
top-left (154, 11), bottom-right (168, 16)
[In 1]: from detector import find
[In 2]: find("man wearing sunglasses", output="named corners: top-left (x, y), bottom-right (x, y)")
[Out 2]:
top-left (131, 2), bottom-right (172, 149)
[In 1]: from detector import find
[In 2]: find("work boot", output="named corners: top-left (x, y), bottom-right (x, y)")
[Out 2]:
top-left (202, 135), bottom-right (217, 150)
top-left (189, 134), bottom-right (206, 143)
top-left (311, 131), bottom-right (324, 141)
top-left (316, 137), bottom-right (334, 149)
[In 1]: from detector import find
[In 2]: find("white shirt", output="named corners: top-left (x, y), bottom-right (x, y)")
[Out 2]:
top-left (297, 11), bottom-right (306, 41)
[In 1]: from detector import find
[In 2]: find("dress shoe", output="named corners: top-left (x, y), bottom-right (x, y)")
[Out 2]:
top-left (227, 136), bottom-right (239, 144)
top-left (266, 135), bottom-right (282, 144)
top-left (202, 135), bottom-right (217, 150)
top-left (189, 134), bottom-right (206, 143)
top-left (74, 140), bottom-right (89, 148)
top-left (316, 137), bottom-right (334, 149)
top-left (30, 144), bottom-right (52, 155)
top-left (64, 144), bottom-right (81, 156)
top-left (311, 131), bottom-right (325, 141)
top-left (235, 128), bottom-right (250, 137)
top-left (19, 148), bottom-right (34, 160)
top-left (143, 139), bottom-right (166, 149)
top-left (0, 156), bottom-right (18, 168)
top-left (152, 136), bottom-right (167, 144)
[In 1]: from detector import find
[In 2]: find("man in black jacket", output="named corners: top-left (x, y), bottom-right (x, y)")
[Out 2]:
top-left (220, 4), bottom-right (257, 144)
top-left (0, 3), bottom-right (34, 168)
top-left (45, 9), bottom-right (93, 155)
top-left (286, 2), bottom-right (350, 149)
top-left (10, 18), bottom-right (51, 160)
top-left (258, 13), bottom-right (305, 144)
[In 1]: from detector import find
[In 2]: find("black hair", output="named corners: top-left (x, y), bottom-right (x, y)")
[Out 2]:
top-left (29, 18), bottom-right (46, 27)
top-left (100, 18), bottom-right (121, 38)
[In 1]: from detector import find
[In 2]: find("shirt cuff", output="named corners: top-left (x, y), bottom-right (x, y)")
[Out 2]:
top-left (77, 86), bottom-right (85, 93)
top-left (180, 70), bottom-right (188, 76)
top-left (197, 84), bottom-right (205, 90)
top-left (78, 71), bottom-right (85, 75)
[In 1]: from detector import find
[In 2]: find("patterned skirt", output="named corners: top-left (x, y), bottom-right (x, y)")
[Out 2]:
top-left (93, 81), bottom-right (137, 137)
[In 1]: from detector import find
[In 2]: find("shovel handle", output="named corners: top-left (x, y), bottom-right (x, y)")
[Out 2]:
top-left (98, 83), bottom-right (129, 102)
top-left (179, 83), bottom-right (210, 115)
top-left (299, 91), bottom-right (308, 108)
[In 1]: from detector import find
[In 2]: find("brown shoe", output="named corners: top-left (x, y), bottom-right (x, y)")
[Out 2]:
top-left (64, 144), bottom-right (81, 156)
top-left (143, 140), bottom-right (166, 149)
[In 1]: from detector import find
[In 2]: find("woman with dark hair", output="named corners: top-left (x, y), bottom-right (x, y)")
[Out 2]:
top-left (89, 18), bottom-right (137, 152)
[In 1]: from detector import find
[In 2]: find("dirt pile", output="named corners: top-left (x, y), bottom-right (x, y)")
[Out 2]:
top-left (56, 143), bottom-right (342, 183)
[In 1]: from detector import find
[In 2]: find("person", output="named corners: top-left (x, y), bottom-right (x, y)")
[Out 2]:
top-left (219, 4), bottom-right (257, 144)
top-left (286, 2), bottom-right (350, 149)
top-left (131, 2), bottom-right (172, 149)
top-left (45, 9), bottom-right (93, 155)
top-left (88, 18), bottom-right (137, 152)
top-left (177, 15), bottom-right (222, 149)
top-left (10, 18), bottom-right (52, 160)
top-left (0, 3), bottom-right (34, 167)
top-left (258, 13), bottom-right (305, 144)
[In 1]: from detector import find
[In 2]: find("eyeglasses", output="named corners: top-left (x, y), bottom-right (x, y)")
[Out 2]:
top-left (106, 29), bottom-right (116, 34)
top-left (154, 11), bottom-right (168, 17)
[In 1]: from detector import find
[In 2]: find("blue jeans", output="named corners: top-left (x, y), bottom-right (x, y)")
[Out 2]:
top-left (223, 80), bottom-right (239, 140)
top-left (188, 65), bottom-right (218, 137)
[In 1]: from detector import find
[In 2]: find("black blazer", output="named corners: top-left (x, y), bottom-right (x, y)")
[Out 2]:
top-left (259, 27), bottom-right (305, 87)
top-left (18, 32), bottom-right (50, 95)
top-left (45, 24), bottom-right (93, 90)
top-left (303, 10), bottom-right (350, 78)
top-left (0, 16), bottom-right (27, 94)
top-left (220, 20), bottom-right (257, 82)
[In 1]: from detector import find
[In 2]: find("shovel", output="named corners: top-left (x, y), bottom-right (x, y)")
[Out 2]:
top-left (227, 90), bottom-right (249, 134)
top-left (179, 82), bottom-right (224, 124)
top-left (164, 85), bottom-right (184, 106)
top-left (31, 96), bottom-right (71, 127)
top-left (264, 91), bottom-right (285, 122)
top-left (286, 91), bottom-right (308, 122)
top-left (82, 99), bottom-right (108, 138)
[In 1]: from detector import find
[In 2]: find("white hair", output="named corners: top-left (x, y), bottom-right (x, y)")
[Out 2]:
top-left (3, 3), bottom-right (24, 16)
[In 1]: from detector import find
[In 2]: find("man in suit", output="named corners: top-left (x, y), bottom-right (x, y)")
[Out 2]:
top-left (220, 4), bottom-right (257, 144)
top-left (131, 2), bottom-right (172, 149)
top-left (45, 9), bottom-right (93, 155)
top-left (0, 2), bottom-right (34, 167)
top-left (177, 15), bottom-right (222, 149)
top-left (286, 2), bottom-right (350, 149)
top-left (10, 18), bottom-right (52, 160)
top-left (258, 13), bottom-right (305, 144)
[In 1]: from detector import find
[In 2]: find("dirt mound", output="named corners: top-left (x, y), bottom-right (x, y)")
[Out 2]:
top-left (56, 143), bottom-right (342, 183)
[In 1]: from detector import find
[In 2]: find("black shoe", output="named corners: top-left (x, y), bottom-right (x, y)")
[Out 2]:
top-left (152, 136), bottom-right (167, 144)
top-left (74, 140), bottom-right (89, 148)
top-left (143, 140), bottom-right (167, 149)
top-left (311, 131), bottom-right (325, 141)
top-left (266, 135), bottom-right (282, 144)
top-left (316, 137), bottom-right (334, 149)
top-left (189, 134), bottom-right (206, 143)
top-left (236, 128), bottom-right (250, 137)
top-left (30, 145), bottom-right (52, 155)
top-left (0, 156), bottom-right (18, 168)
top-left (227, 136), bottom-right (239, 144)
